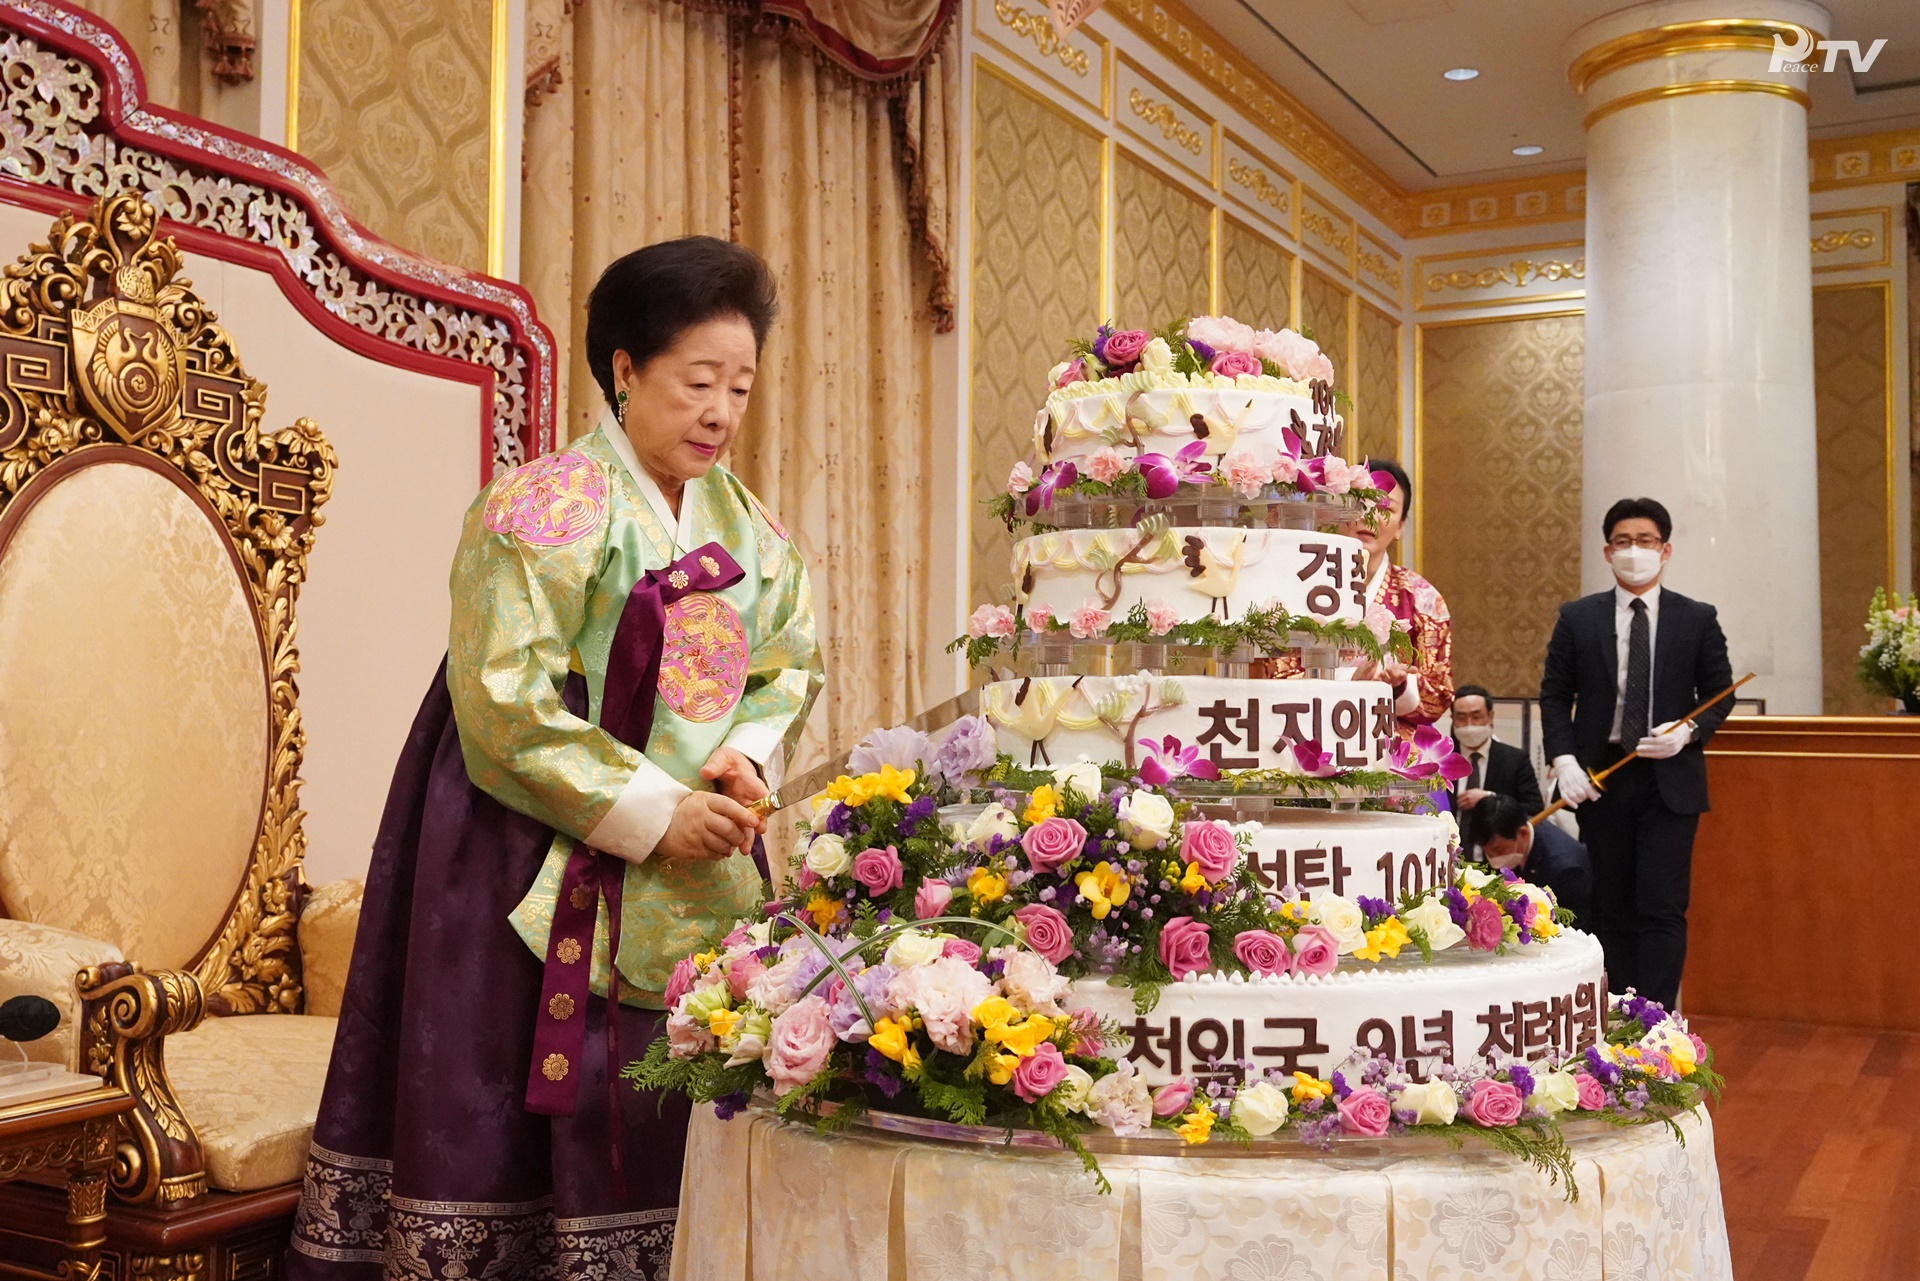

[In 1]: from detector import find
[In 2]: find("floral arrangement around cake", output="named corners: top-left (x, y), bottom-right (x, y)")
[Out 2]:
top-left (631, 720), bottom-right (1718, 1193)
top-left (1857, 587), bottom-right (1920, 711)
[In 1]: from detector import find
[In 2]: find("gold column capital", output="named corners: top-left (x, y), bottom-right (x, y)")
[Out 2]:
top-left (1566, 18), bottom-right (1822, 94)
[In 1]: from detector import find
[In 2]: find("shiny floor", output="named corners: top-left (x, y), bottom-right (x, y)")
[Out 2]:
top-left (1692, 1013), bottom-right (1920, 1281)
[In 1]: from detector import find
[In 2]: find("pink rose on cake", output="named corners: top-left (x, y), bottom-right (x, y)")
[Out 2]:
top-left (1232, 929), bottom-right (1291, 977)
top-left (1288, 924), bottom-right (1340, 975)
top-left (1465, 897), bottom-right (1506, 951)
top-left (1144, 598), bottom-right (1182, 636)
top-left (1158, 916), bottom-right (1213, 980)
top-left (1210, 350), bottom-right (1264, 379)
top-left (1068, 602), bottom-right (1111, 638)
top-left (967, 603), bottom-right (1015, 639)
top-left (1256, 328), bottom-right (1334, 383)
top-left (1025, 602), bottom-right (1054, 633)
top-left (1151, 1078), bottom-right (1195, 1117)
top-left (1337, 1085), bottom-right (1392, 1137)
top-left (765, 996), bottom-right (835, 1095)
top-left (1463, 1079), bottom-right (1525, 1127)
top-left (1049, 358), bottom-right (1087, 388)
top-left (1186, 315), bottom-right (1259, 355)
top-left (940, 938), bottom-right (981, 964)
top-left (914, 877), bottom-right (953, 919)
top-left (1100, 328), bottom-right (1152, 369)
top-left (1086, 446), bottom-right (1127, 484)
top-left (1573, 1072), bottom-right (1607, 1111)
top-left (1006, 460), bottom-right (1033, 496)
top-left (1021, 816), bottom-right (1088, 873)
top-left (1012, 903), bottom-right (1075, 963)
top-left (1012, 1042), bottom-right (1069, 1103)
top-left (1180, 819), bottom-right (1239, 883)
top-left (1220, 450), bottom-right (1272, 497)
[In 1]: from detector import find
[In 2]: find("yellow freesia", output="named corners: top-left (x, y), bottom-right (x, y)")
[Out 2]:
top-left (804, 890), bottom-right (843, 931)
top-left (902, 1042), bottom-right (923, 1072)
top-left (693, 949), bottom-right (718, 972)
top-left (967, 867), bottom-right (1009, 904)
top-left (1533, 903), bottom-right (1558, 938)
top-left (825, 775), bottom-right (854, 801)
top-left (1176, 1104), bottom-right (1217, 1145)
top-left (706, 1007), bottom-right (741, 1040)
top-left (972, 996), bottom-right (1018, 1033)
top-left (875, 765), bottom-right (917, 804)
top-left (987, 1052), bottom-right (1020, 1085)
top-left (1460, 885), bottom-right (1481, 905)
top-left (988, 1014), bottom-right (1057, 1058)
top-left (1290, 1072), bottom-right (1333, 1102)
top-left (1179, 861), bottom-right (1208, 895)
top-left (1353, 917), bottom-right (1411, 963)
top-left (1024, 785), bottom-right (1060, 824)
top-left (1075, 861), bottom-right (1131, 920)
top-left (870, 1017), bottom-right (911, 1062)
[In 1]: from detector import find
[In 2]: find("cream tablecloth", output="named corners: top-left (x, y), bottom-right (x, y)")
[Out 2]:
top-left (671, 1104), bottom-right (1730, 1281)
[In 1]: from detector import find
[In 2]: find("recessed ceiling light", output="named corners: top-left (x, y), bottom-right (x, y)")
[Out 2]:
top-left (1443, 67), bottom-right (1479, 81)
top-left (1512, 144), bottom-right (1543, 156)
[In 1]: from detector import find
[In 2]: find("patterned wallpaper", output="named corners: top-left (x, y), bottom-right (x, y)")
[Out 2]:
top-left (1113, 153), bottom-right (1211, 327)
top-left (297, 0), bottom-right (493, 272)
top-left (1418, 314), bottom-right (1585, 699)
top-left (1299, 264), bottom-right (1350, 400)
top-left (1354, 299), bottom-right (1399, 464)
top-left (1812, 285), bottom-right (1893, 715)
top-left (1218, 216), bottom-right (1292, 332)
top-left (969, 69), bottom-right (1103, 608)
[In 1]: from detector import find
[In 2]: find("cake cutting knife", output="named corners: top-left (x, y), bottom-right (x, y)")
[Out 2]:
top-left (745, 686), bottom-right (983, 818)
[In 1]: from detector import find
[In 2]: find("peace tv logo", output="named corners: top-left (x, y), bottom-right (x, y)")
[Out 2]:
top-left (1770, 29), bottom-right (1888, 73)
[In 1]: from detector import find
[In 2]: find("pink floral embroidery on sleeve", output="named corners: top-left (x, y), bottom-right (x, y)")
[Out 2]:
top-left (483, 451), bottom-right (608, 546)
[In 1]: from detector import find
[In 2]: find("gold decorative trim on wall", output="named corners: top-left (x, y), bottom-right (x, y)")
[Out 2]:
top-left (1811, 125), bottom-right (1920, 190)
top-left (1298, 184), bottom-right (1353, 275)
top-left (1409, 170), bottom-right (1586, 237)
top-left (1354, 226), bottom-right (1401, 307)
top-left (1220, 129), bottom-right (1293, 237)
top-left (1583, 79), bottom-right (1810, 131)
top-left (1414, 241), bottom-right (1586, 311)
top-left (976, 0), bottom-right (1106, 109)
top-left (1810, 206), bottom-right (1892, 272)
top-left (1566, 18), bottom-right (1818, 94)
top-left (1113, 51), bottom-right (1213, 183)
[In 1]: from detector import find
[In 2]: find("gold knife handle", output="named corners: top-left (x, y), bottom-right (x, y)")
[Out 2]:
top-left (746, 793), bottom-right (782, 819)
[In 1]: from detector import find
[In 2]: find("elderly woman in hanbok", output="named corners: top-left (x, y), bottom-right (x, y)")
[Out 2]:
top-left (289, 238), bottom-right (822, 1281)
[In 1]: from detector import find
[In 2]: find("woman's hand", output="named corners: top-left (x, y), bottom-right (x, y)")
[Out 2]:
top-left (657, 791), bottom-right (763, 861)
top-left (1353, 658), bottom-right (1410, 687)
top-left (701, 746), bottom-right (770, 807)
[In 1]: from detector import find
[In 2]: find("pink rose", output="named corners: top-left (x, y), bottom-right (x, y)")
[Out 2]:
top-left (1365, 601), bottom-right (1397, 645)
top-left (1101, 328), bottom-right (1151, 367)
top-left (765, 995), bottom-right (836, 1095)
top-left (1006, 461), bottom-right (1033, 496)
top-left (1232, 929), bottom-right (1291, 977)
top-left (725, 953), bottom-right (766, 1001)
top-left (1187, 315), bottom-right (1259, 354)
top-left (941, 938), bottom-right (982, 964)
top-left (1152, 1078), bottom-right (1194, 1117)
top-left (1573, 1072), bottom-right (1607, 1111)
top-left (1304, 352), bottom-right (1336, 383)
top-left (1068, 603), bottom-right (1111, 639)
top-left (1689, 1032), bottom-right (1709, 1065)
top-left (1026, 602), bottom-right (1055, 632)
top-left (664, 955), bottom-right (699, 1009)
top-left (914, 877), bottom-right (954, 920)
top-left (1289, 924), bottom-right (1339, 976)
top-left (852, 845), bottom-right (905, 897)
top-left (1220, 451), bottom-right (1272, 498)
top-left (1068, 1007), bottom-right (1105, 1057)
top-left (1013, 903), bottom-right (1075, 963)
top-left (1145, 598), bottom-right (1181, 636)
top-left (1087, 447), bottom-right (1126, 484)
top-left (1337, 1085), bottom-right (1392, 1136)
top-left (967, 603), bottom-right (1016, 639)
top-left (1210, 350), bottom-right (1264, 379)
top-left (1021, 816), bottom-right (1089, 874)
top-left (1158, 916), bottom-right (1213, 981)
top-left (1463, 1079), bottom-right (1525, 1127)
top-left (1180, 820), bottom-right (1239, 883)
top-left (1465, 897), bottom-right (1505, 951)
top-left (1012, 1041), bottom-right (1069, 1103)
top-left (1254, 328), bottom-right (1322, 381)
top-left (1053, 358), bottom-right (1087, 388)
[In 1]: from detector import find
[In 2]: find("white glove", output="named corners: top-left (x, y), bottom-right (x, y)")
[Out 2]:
top-left (1635, 720), bottom-right (1694, 760)
top-left (1552, 755), bottom-right (1601, 808)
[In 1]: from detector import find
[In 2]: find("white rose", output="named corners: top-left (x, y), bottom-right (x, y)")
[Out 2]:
top-left (1310, 894), bottom-right (1366, 955)
top-left (1140, 336), bottom-right (1175, 375)
top-left (967, 803), bottom-right (1022, 849)
top-left (809, 797), bottom-right (837, 834)
top-left (1231, 1080), bottom-right (1291, 1136)
top-left (1056, 1064), bottom-right (1095, 1114)
top-left (883, 929), bottom-right (946, 969)
top-left (1052, 760), bottom-right (1104, 803)
top-left (1117, 790), bottom-right (1176, 849)
top-left (1401, 897), bottom-right (1466, 952)
top-left (1398, 1079), bottom-right (1458, 1126)
top-left (1531, 1070), bottom-right (1581, 1116)
top-left (804, 833), bottom-right (851, 878)
top-left (1440, 810), bottom-right (1461, 853)
top-left (1458, 864), bottom-right (1495, 892)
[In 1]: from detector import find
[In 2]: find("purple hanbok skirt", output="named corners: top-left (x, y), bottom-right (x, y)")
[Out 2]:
top-left (286, 662), bottom-right (724, 1281)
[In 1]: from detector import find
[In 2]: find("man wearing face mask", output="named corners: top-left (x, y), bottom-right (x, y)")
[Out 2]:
top-left (1538, 498), bottom-right (1733, 1008)
top-left (1449, 684), bottom-right (1543, 815)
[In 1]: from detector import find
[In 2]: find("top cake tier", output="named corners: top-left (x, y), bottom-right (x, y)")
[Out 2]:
top-left (1035, 376), bottom-right (1343, 479)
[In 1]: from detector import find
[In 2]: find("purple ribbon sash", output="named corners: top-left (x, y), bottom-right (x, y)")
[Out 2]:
top-left (524, 542), bottom-right (746, 1124)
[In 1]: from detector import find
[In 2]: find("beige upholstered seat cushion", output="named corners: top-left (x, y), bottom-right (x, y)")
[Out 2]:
top-left (0, 919), bottom-right (124, 1070)
top-left (166, 1014), bottom-right (337, 1192)
top-left (299, 879), bottom-right (364, 1018)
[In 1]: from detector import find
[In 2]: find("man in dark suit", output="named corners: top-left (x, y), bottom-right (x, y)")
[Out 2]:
top-left (1450, 684), bottom-right (1544, 815)
top-left (1539, 497), bottom-right (1733, 1009)
top-left (1462, 792), bottom-right (1591, 929)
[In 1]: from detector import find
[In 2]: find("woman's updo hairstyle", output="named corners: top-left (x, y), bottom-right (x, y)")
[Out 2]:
top-left (585, 236), bottom-right (779, 408)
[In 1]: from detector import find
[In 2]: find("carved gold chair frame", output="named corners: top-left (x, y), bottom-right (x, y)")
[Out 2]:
top-left (0, 191), bottom-right (336, 1206)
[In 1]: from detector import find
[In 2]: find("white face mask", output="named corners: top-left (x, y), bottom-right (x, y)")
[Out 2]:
top-left (1610, 545), bottom-right (1663, 588)
top-left (1454, 723), bottom-right (1493, 750)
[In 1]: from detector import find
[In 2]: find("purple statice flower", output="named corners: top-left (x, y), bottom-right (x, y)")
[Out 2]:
top-left (1186, 337), bottom-right (1217, 364)
top-left (825, 803), bottom-right (854, 836)
top-left (1091, 322), bottom-right (1115, 362)
top-left (849, 725), bottom-right (938, 781)
top-left (1507, 1063), bottom-right (1535, 1100)
top-left (1444, 887), bottom-right (1470, 926)
top-left (1356, 895), bottom-right (1392, 922)
top-left (1499, 867), bottom-right (1519, 883)
top-left (1620, 993), bottom-right (1669, 1029)
top-left (712, 1091), bottom-right (750, 1121)
top-left (1331, 1071), bottom-right (1352, 1100)
top-left (933, 716), bottom-right (998, 783)
top-left (863, 1048), bottom-right (905, 1098)
top-left (1625, 1085), bottom-right (1650, 1111)
top-left (901, 794), bottom-right (938, 832)
top-left (1584, 1046), bottom-right (1623, 1085)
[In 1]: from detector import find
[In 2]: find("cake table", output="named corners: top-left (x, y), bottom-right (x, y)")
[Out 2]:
top-left (670, 1102), bottom-right (1732, 1280)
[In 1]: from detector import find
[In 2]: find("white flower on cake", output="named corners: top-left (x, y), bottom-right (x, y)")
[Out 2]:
top-left (1052, 760), bottom-right (1104, 802)
top-left (1402, 897), bottom-right (1466, 951)
top-left (809, 797), bottom-right (837, 835)
top-left (1531, 1070), bottom-right (1581, 1116)
top-left (1007, 460), bottom-right (1033, 497)
top-left (997, 948), bottom-right (1070, 1016)
top-left (1399, 1079), bottom-right (1458, 1126)
top-left (882, 929), bottom-right (947, 970)
top-left (888, 956), bottom-right (993, 1054)
top-left (1231, 1080), bottom-right (1291, 1136)
top-left (1117, 789), bottom-right (1177, 848)
top-left (723, 1007), bottom-right (771, 1068)
top-left (804, 833), bottom-right (851, 878)
top-left (1311, 894), bottom-right (1367, 954)
top-left (1056, 1063), bottom-right (1095, 1114)
top-left (1459, 865), bottom-right (1496, 892)
top-left (1140, 336), bottom-right (1175, 375)
top-left (1084, 1057), bottom-right (1153, 1135)
top-left (966, 803), bottom-right (1021, 849)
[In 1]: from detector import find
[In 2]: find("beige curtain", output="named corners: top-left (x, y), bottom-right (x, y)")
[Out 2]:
top-left (73, 0), bottom-right (256, 110)
top-left (72, 0), bottom-right (183, 104)
top-left (521, 0), bottom-right (944, 777)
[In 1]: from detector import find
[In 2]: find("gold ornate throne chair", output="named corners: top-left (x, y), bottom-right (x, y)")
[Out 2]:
top-left (0, 192), bottom-right (357, 1279)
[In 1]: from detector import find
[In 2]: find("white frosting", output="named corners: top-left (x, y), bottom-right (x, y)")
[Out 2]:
top-left (1014, 528), bottom-right (1367, 628)
top-left (1233, 809), bottom-right (1458, 900)
top-left (1038, 384), bottom-right (1344, 469)
top-left (983, 675), bottom-right (1397, 772)
top-left (1067, 931), bottom-right (1608, 1086)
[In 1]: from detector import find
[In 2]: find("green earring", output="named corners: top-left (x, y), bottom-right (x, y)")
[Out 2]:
top-left (615, 388), bottom-right (628, 423)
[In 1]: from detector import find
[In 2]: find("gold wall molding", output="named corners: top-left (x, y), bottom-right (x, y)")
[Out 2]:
top-left (990, 0), bottom-right (1093, 78)
top-left (1298, 184), bottom-right (1353, 274)
top-left (1812, 229), bottom-right (1875, 253)
top-left (1566, 18), bottom-right (1818, 94)
top-left (1414, 242), bottom-right (1586, 311)
top-left (1227, 158), bottom-right (1283, 211)
top-left (1583, 79), bottom-right (1810, 131)
top-left (1219, 130), bottom-right (1294, 237)
top-left (1128, 87), bottom-right (1203, 154)
top-left (1114, 53), bottom-right (1213, 181)
top-left (1808, 207), bottom-right (1892, 273)
top-left (1354, 227), bottom-right (1401, 304)
top-left (1810, 125), bottom-right (1920, 191)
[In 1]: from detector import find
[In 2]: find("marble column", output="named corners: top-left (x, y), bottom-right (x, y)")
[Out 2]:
top-left (1567, 1), bottom-right (1829, 712)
